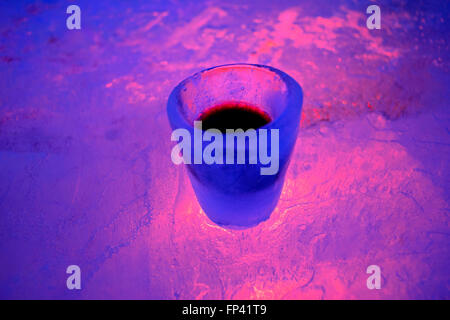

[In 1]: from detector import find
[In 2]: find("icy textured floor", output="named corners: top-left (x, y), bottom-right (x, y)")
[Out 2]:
top-left (0, 0), bottom-right (449, 299)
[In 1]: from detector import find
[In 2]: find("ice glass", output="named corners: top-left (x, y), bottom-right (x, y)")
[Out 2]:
top-left (167, 64), bottom-right (303, 228)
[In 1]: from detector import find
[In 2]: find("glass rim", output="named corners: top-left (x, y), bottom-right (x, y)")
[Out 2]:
top-left (167, 63), bottom-right (303, 133)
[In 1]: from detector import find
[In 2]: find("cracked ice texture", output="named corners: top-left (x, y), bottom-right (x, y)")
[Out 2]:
top-left (0, 0), bottom-right (449, 299)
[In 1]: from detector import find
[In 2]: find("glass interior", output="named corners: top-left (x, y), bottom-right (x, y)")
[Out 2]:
top-left (177, 64), bottom-right (288, 124)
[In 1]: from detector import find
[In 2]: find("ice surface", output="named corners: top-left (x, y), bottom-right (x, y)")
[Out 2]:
top-left (0, 0), bottom-right (448, 299)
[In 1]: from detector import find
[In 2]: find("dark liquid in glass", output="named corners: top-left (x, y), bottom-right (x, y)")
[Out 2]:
top-left (198, 103), bottom-right (271, 132)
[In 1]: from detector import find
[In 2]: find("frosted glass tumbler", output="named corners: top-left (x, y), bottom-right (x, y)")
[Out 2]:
top-left (167, 64), bottom-right (303, 228)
